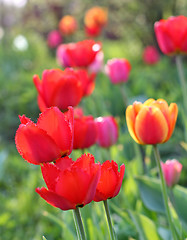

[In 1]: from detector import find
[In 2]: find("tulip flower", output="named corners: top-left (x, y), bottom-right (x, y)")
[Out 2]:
top-left (95, 116), bottom-right (118, 148)
top-left (105, 58), bottom-right (131, 84)
top-left (15, 107), bottom-right (74, 165)
top-left (73, 114), bottom-right (98, 149)
top-left (126, 99), bottom-right (178, 145)
top-left (88, 51), bottom-right (104, 73)
top-left (36, 154), bottom-right (101, 210)
top-left (56, 44), bottom-right (72, 68)
top-left (154, 15), bottom-right (187, 55)
top-left (85, 25), bottom-right (102, 37)
top-left (84, 6), bottom-right (108, 29)
top-left (59, 15), bottom-right (77, 36)
top-left (57, 40), bottom-right (102, 68)
top-left (143, 46), bottom-right (160, 65)
top-left (75, 69), bottom-right (96, 97)
top-left (33, 68), bottom-right (83, 112)
top-left (94, 160), bottom-right (125, 202)
top-left (47, 30), bottom-right (62, 48)
top-left (161, 159), bottom-right (183, 188)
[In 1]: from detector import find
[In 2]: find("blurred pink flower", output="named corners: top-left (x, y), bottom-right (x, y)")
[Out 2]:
top-left (88, 51), bottom-right (104, 73)
top-left (56, 43), bottom-right (71, 68)
top-left (47, 30), bottom-right (62, 48)
top-left (95, 116), bottom-right (118, 148)
top-left (105, 58), bottom-right (131, 84)
top-left (161, 159), bottom-right (183, 188)
top-left (143, 46), bottom-right (160, 65)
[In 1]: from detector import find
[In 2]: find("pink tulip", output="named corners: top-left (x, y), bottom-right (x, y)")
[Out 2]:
top-left (88, 51), bottom-right (104, 73)
top-left (105, 58), bottom-right (131, 84)
top-left (47, 30), bottom-right (62, 48)
top-left (143, 46), bottom-right (160, 65)
top-left (161, 159), bottom-right (183, 187)
top-left (95, 116), bottom-right (118, 148)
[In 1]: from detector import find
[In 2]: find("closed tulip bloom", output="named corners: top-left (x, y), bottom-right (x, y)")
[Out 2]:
top-left (84, 7), bottom-right (108, 29)
top-left (126, 99), bottom-right (178, 145)
top-left (15, 107), bottom-right (74, 165)
top-left (73, 115), bottom-right (98, 149)
top-left (105, 58), bottom-right (131, 84)
top-left (95, 116), bottom-right (118, 148)
top-left (143, 46), bottom-right (160, 65)
top-left (59, 15), bottom-right (77, 36)
top-left (85, 25), bottom-right (102, 37)
top-left (161, 159), bottom-right (183, 188)
top-left (33, 68), bottom-right (83, 112)
top-left (76, 69), bottom-right (96, 97)
top-left (47, 30), bottom-right (62, 48)
top-left (36, 154), bottom-right (101, 210)
top-left (154, 15), bottom-right (187, 55)
top-left (59, 40), bottom-right (101, 68)
top-left (94, 160), bottom-right (125, 202)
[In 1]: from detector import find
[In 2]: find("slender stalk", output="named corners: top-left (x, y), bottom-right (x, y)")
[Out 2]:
top-left (119, 85), bottom-right (128, 108)
top-left (73, 207), bottom-right (87, 240)
top-left (175, 55), bottom-right (187, 114)
top-left (103, 200), bottom-right (117, 240)
top-left (153, 145), bottom-right (177, 240)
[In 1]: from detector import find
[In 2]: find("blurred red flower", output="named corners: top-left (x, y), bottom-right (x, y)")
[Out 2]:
top-left (105, 58), bottom-right (131, 84)
top-left (59, 15), bottom-right (77, 36)
top-left (154, 15), bottom-right (187, 55)
top-left (36, 154), bottom-right (101, 210)
top-left (143, 46), bottom-right (160, 65)
top-left (33, 68), bottom-right (83, 112)
top-left (15, 107), bottom-right (74, 165)
top-left (94, 160), bottom-right (125, 202)
top-left (95, 116), bottom-right (118, 148)
top-left (73, 114), bottom-right (98, 149)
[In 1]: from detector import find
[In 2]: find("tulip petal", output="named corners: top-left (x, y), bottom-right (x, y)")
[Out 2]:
top-left (15, 122), bottom-right (61, 164)
top-left (113, 164), bottom-right (125, 197)
top-left (165, 103), bottom-right (178, 142)
top-left (37, 107), bottom-right (72, 156)
top-left (135, 106), bottom-right (168, 144)
top-left (36, 187), bottom-right (75, 210)
top-left (55, 156), bottom-right (73, 171)
top-left (41, 163), bottom-right (61, 191)
top-left (126, 105), bottom-right (142, 144)
top-left (37, 95), bottom-right (48, 112)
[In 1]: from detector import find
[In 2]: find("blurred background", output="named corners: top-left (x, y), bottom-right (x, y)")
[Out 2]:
top-left (0, 0), bottom-right (187, 239)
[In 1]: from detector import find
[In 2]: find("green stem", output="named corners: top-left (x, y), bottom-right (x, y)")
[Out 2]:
top-left (73, 207), bottom-right (87, 240)
top-left (103, 200), bottom-right (117, 240)
top-left (175, 55), bottom-right (187, 114)
top-left (153, 145), bottom-right (177, 240)
top-left (119, 85), bottom-right (128, 108)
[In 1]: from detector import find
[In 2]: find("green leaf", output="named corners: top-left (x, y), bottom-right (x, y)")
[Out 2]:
top-left (128, 210), bottom-right (161, 240)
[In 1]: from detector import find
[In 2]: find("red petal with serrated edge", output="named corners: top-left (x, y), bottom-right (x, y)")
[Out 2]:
top-left (36, 187), bottom-right (75, 210)
top-left (15, 122), bottom-right (61, 164)
top-left (37, 107), bottom-right (73, 156)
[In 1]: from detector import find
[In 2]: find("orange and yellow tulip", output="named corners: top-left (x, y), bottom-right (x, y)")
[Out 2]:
top-left (126, 99), bottom-right (178, 145)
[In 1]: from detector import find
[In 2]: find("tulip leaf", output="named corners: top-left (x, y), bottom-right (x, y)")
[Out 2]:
top-left (128, 210), bottom-right (161, 240)
top-left (135, 176), bottom-right (187, 228)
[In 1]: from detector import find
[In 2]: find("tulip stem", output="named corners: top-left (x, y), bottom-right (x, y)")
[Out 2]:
top-left (175, 55), bottom-right (187, 114)
top-left (153, 145), bottom-right (177, 240)
top-left (103, 200), bottom-right (117, 240)
top-left (73, 207), bottom-right (87, 240)
top-left (119, 86), bottom-right (128, 108)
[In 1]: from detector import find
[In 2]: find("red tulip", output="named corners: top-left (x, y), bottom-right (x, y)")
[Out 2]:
top-left (33, 68), bottom-right (83, 112)
top-left (15, 107), bottom-right (74, 165)
top-left (56, 44), bottom-right (72, 68)
top-left (85, 25), bottom-right (102, 37)
top-left (73, 114), bottom-right (98, 149)
top-left (154, 15), bottom-right (187, 55)
top-left (36, 154), bottom-right (101, 210)
top-left (161, 159), bottom-right (183, 188)
top-left (95, 116), bottom-right (118, 148)
top-left (47, 30), bottom-right (62, 48)
top-left (105, 58), bottom-right (131, 84)
top-left (126, 99), bottom-right (178, 145)
top-left (94, 160), bottom-right (125, 202)
top-left (75, 69), bottom-right (96, 96)
top-left (58, 40), bottom-right (101, 68)
top-left (143, 46), bottom-right (160, 65)
top-left (59, 15), bottom-right (77, 36)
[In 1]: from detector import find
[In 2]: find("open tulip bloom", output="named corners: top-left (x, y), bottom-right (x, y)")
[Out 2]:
top-left (15, 106), bottom-right (74, 165)
top-left (126, 98), bottom-right (178, 145)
